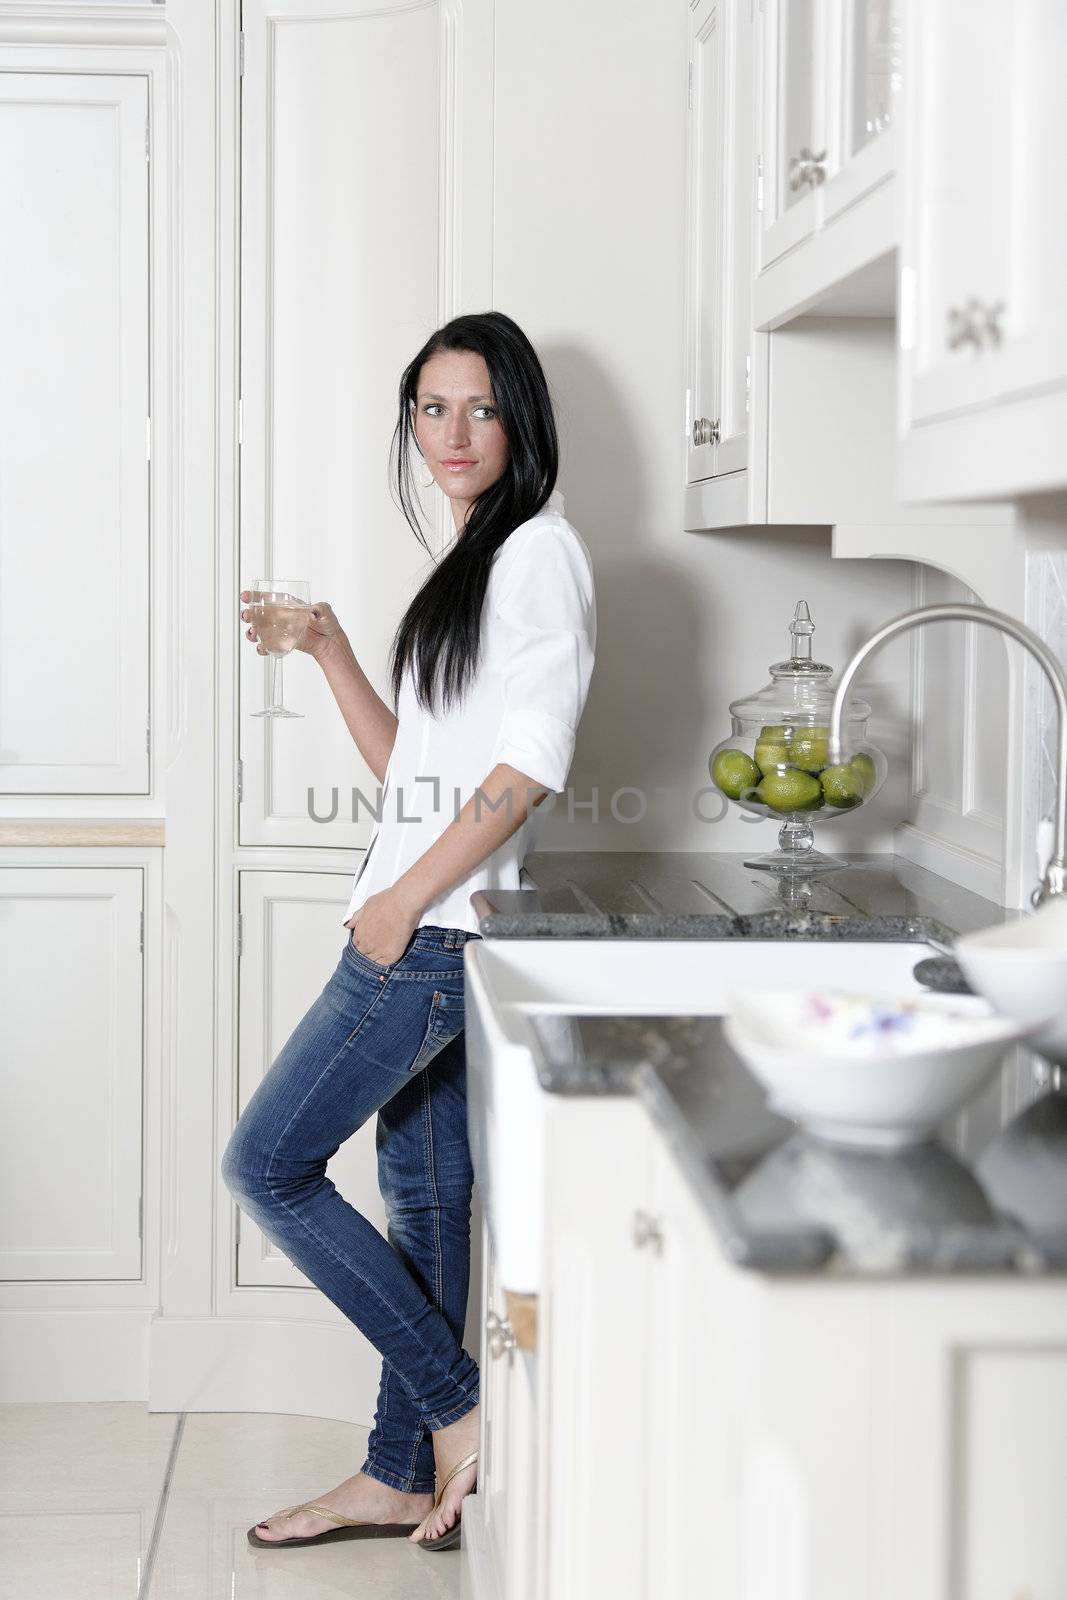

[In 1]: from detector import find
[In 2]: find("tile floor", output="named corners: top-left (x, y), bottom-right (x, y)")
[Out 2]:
top-left (0, 1404), bottom-right (462, 1599)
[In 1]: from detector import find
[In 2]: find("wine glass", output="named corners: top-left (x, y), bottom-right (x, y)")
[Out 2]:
top-left (248, 578), bottom-right (310, 718)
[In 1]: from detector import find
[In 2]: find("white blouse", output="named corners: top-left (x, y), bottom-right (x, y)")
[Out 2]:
top-left (342, 491), bottom-right (597, 936)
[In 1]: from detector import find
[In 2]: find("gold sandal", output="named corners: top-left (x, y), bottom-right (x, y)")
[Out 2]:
top-left (416, 1449), bottom-right (479, 1552)
top-left (247, 1500), bottom-right (421, 1548)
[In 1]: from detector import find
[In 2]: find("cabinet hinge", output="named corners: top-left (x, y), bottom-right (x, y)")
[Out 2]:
top-left (237, 756), bottom-right (244, 803)
top-left (139, 910), bottom-right (145, 954)
top-left (237, 396), bottom-right (243, 447)
top-left (237, 912), bottom-right (244, 960)
top-left (146, 416), bottom-right (151, 461)
top-left (239, 31), bottom-right (245, 76)
top-left (756, 155), bottom-right (764, 213)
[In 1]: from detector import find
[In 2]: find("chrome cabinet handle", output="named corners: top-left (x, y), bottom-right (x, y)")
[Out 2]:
top-left (486, 1309), bottom-right (516, 1361)
top-left (946, 299), bottom-right (983, 351)
top-left (633, 1210), bottom-right (664, 1254)
top-left (982, 299), bottom-right (1005, 347)
top-left (788, 147), bottom-right (827, 191)
top-left (947, 298), bottom-right (1006, 352)
top-left (692, 416), bottom-right (721, 448)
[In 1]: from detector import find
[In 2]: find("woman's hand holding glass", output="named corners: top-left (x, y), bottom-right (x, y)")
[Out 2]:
top-left (241, 580), bottom-right (347, 717)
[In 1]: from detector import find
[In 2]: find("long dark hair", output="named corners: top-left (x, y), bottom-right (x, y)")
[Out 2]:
top-left (388, 311), bottom-right (559, 715)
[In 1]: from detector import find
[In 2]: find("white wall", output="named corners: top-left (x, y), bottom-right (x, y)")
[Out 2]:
top-left (491, 0), bottom-right (914, 855)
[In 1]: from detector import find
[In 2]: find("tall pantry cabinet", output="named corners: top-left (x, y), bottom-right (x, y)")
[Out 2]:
top-left (0, 0), bottom-right (494, 1416)
top-left (0, 16), bottom-right (165, 1396)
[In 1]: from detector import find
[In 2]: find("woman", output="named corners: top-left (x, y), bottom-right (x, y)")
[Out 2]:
top-left (222, 311), bottom-right (597, 1553)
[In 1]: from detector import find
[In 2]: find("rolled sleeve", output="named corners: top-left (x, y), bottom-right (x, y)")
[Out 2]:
top-left (490, 523), bottom-right (596, 794)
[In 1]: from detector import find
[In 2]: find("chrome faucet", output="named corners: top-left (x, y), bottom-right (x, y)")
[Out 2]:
top-left (827, 603), bottom-right (1067, 908)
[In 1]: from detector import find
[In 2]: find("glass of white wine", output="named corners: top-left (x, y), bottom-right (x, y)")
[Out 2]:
top-left (249, 578), bottom-right (310, 718)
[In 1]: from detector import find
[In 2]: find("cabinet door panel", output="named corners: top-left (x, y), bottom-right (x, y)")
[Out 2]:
top-left (718, 0), bottom-right (754, 475)
top-left (239, 0), bottom-right (492, 848)
top-left (686, 0), bottom-right (753, 486)
top-left (0, 75), bottom-right (150, 795)
top-left (685, 0), bottom-right (725, 485)
top-left (234, 870), bottom-right (390, 1290)
top-left (0, 867), bottom-right (143, 1280)
top-left (645, 1135), bottom-right (725, 1598)
top-left (904, 0), bottom-right (1067, 458)
top-left (757, 0), bottom-right (824, 270)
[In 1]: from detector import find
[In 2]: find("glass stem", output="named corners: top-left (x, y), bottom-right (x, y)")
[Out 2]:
top-left (270, 654), bottom-right (284, 710)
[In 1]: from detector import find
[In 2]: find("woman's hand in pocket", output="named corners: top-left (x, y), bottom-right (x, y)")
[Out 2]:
top-left (343, 886), bottom-right (422, 966)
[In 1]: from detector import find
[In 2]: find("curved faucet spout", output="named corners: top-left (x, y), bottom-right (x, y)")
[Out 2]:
top-left (827, 603), bottom-right (1067, 907)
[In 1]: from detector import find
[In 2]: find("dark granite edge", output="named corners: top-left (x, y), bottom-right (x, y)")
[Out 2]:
top-left (473, 900), bottom-right (958, 946)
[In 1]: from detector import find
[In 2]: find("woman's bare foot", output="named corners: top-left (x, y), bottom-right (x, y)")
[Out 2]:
top-left (408, 1402), bottom-right (480, 1544)
top-left (253, 1469), bottom-right (433, 1543)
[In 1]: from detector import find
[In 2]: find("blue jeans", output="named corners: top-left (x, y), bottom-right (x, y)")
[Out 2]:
top-left (221, 923), bottom-right (483, 1494)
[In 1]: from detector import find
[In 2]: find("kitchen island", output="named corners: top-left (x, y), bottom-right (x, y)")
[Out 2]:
top-left (460, 852), bottom-right (1067, 1600)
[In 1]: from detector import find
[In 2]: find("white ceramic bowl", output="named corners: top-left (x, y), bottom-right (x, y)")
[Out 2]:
top-left (954, 901), bottom-right (1067, 1066)
top-left (723, 987), bottom-right (1031, 1149)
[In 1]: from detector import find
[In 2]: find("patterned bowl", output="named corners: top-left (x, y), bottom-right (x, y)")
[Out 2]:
top-left (723, 987), bottom-right (1032, 1149)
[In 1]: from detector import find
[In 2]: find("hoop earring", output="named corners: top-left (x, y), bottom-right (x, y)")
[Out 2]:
top-left (418, 463), bottom-right (435, 490)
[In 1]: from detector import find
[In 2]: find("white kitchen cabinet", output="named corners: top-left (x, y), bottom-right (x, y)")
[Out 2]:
top-left (233, 870), bottom-right (391, 1294)
top-left (0, 72), bottom-right (150, 796)
top-left (466, 1215), bottom-right (541, 1600)
top-left (237, 0), bottom-right (492, 851)
top-left (640, 1131), bottom-right (734, 1598)
top-left (468, 1078), bottom-right (1067, 1600)
top-left (898, 0), bottom-right (1067, 502)
top-left (541, 1097), bottom-right (654, 1600)
top-left (0, 866), bottom-right (144, 1281)
top-left (753, 0), bottom-right (901, 328)
top-left (684, 0), bottom-right (756, 492)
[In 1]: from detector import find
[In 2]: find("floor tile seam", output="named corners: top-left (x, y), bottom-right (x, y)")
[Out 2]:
top-left (137, 1411), bottom-right (186, 1600)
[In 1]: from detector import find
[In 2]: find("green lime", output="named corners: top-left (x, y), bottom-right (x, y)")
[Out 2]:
top-left (787, 725), bottom-right (830, 773)
top-left (820, 763), bottom-right (865, 808)
top-left (851, 752), bottom-right (877, 795)
top-left (754, 736), bottom-right (792, 775)
top-left (755, 769), bottom-right (823, 813)
top-left (710, 748), bottom-right (761, 801)
top-left (758, 723), bottom-right (791, 739)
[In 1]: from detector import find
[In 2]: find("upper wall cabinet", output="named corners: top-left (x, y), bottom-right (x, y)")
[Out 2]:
top-left (239, 0), bottom-right (492, 849)
top-left (684, 0), bottom-right (758, 512)
top-left (753, 0), bottom-right (901, 328)
top-left (898, 0), bottom-right (1067, 503)
top-left (0, 73), bottom-right (150, 796)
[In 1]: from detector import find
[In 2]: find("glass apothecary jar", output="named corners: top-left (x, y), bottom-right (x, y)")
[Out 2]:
top-left (708, 600), bottom-right (887, 875)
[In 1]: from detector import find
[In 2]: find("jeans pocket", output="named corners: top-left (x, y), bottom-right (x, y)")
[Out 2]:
top-left (409, 989), bottom-right (466, 1073)
top-left (345, 933), bottom-right (397, 977)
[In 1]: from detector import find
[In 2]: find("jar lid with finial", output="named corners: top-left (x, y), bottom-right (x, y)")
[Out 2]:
top-left (726, 600), bottom-right (871, 731)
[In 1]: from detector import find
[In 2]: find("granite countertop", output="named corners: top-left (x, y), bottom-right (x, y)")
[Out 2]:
top-left (527, 1011), bottom-right (1061, 1277)
top-left (470, 850), bottom-right (1007, 943)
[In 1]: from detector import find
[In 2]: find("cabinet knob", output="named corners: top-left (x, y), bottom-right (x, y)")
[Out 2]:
top-left (983, 299), bottom-right (1005, 347)
top-left (486, 1309), bottom-right (516, 1361)
top-left (788, 147), bottom-right (827, 191)
top-left (633, 1209), bottom-right (664, 1253)
top-left (946, 300), bottom-right (983, 351)
top-left (947, 298), bottom-right (1005, 352)
top-left (692, 416), bottom-right (721, 448)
